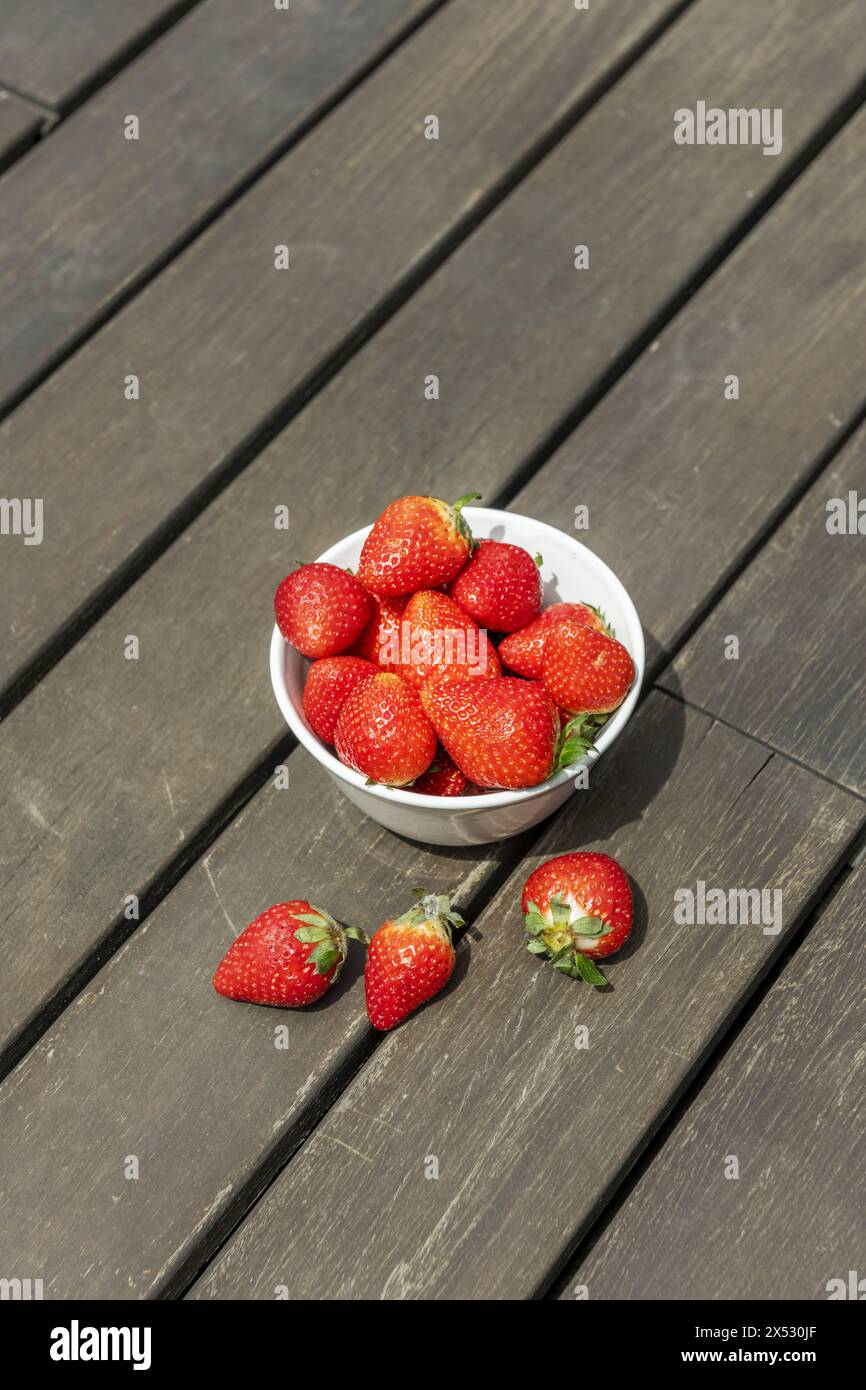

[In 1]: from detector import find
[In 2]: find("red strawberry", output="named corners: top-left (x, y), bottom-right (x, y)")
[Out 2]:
top-left (348, 593), bottom-right (407, 669)
top-left (275, 563), bottom-right (371, 659)
top-left (543, 621), bottom-right (635, 715)
top-left (213, 901), bottom-right (366, 1006)
top-left (410, 751), bottom-right (467, 796)
top-left (357, 493), bottom-right (480, 595)
top-left (395, 589), bottom-right (500, 689)
top-left (335, 672), bottom-right (437, 786)
top-left (498, 602), bottom-right (611, 679)
top-left (421, 676), bottom-right (570, 790)
top-left (448, 539), bottom-right (543, 632)
top-left (521, 852), bottom-right (633, 986)
top-left (365, 891), bottom-right (463, 1030)
top-left (303, 655), bottom-right (377, 744)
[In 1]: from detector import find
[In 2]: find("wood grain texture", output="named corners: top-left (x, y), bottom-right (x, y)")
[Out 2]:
top-left (663, 427), bottom-right (866, 795)
top-left (0, 0), bottom-right (682, 693)
top-left (0, 0), bottom-right (686, 1060)
top-left (511, 106), bottom-right (866, 677)
top-left (0, 0), bottom-right (435, 413)
top-left (0, 0), bottom-right (862, 1062)
top-left (0, 751), bottom-right (516, 1298)
top-left (0, 0), bottom-right (191, 110)
top-left (4, 0), bottom-right (863, 695)
top-left (564, 869), bottom-right (865, 1300)
top-left (0, 88), bottom-right (38, 166)
top-left (189, 694), bottom-right (865, 1299)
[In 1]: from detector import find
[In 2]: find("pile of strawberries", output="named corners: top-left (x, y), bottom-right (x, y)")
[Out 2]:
top-left (213, 851), bottom-right (634, 1030)
top-left (274, 491), bottom-right (636, 792)
top-left (211, 498), bottom-right (639, 1030)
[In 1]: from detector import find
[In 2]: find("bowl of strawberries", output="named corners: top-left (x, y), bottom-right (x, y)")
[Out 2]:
top-left (269, 494), bottom-right (644, 846)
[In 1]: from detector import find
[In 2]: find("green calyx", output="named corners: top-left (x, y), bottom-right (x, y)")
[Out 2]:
top-left (554, 713), bottom-right (607, 772)
top-left (585, 602), bottom-right (614, 638)
top-left (450, 492), bottom-right (481, 552)
top-left (395, 887), bottom-right (466, 942)
top-left (523, 895), bottom-right (610, 988)
top-left (293, 906), bottom-right (369, 977)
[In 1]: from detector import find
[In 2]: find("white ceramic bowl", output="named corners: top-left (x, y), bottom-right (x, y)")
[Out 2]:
top-left (270, 508), bottom-right (644, 846)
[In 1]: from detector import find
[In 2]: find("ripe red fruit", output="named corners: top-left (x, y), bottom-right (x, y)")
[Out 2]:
top-left (498, 602), bottom-right (610, 679)
top-left (348, 593), bottom-right (407, 669)
top-left (357, 493), bottom-right (480, 596)
top-left (521, 852), bottom-right (633, 986)
top-left (274, 563), bottom-right (371, 659)
top-left (213, 901), bottom-right (366, 1006)
top-left (410, 751), bottom-right (467, 796)
top-left (335, 672), bottom-right (437, 786)
top-left (542, 621), bottom-right (635, 715)
top-left (421, 677), bottom-right (563, 789)
top-left (395, 589), bottom-right (500, 689)
top-left (303, 655), bottom-right (378, 744)
top-left (365, 892), bottom-right (464, 1030)
top-left (448, 539), bottom-right (543, 632)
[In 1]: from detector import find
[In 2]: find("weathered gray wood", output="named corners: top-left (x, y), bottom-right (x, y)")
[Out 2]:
top-left (511, 110), bottom-right (866, 679)
top-left (0, 0), bottom-right (192, 110)
top-left (0, 0), bottom-right (435, 414)
top-left (663, 427), bottom-right (866, 795)
top-left (1, 0), bottom-right (863, 1067)
top-left (4, 0), bottom-right (862, 695)
top-left (0, 0), bottom-right (683, 693)
top-left (0, 750), bottom-right (515, 1299)
top-left (564, 869), bottom-right (865, 1300)
top-left (188, 694), bottom-right (864, 1299)
top-left (0, 87), bottom-right (37, 167)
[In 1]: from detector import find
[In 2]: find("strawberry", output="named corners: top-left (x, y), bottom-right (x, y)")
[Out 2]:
top-left (498, 602), bottom-right (611, 679)
top-left (521, 852), bottom-right (633, 986)
top-left (421, 676), bottom-right (574, 789)
top-left (275, 563), bottom-right (371, 659)
top-left (357, 493), bottom-right (480, 595)
top-left (542, 621), bottom-right (635, 715)
top-left (410, 751), bottom-right (467, 796)
top-left (365, 891), bottom-right (464, 1030)
top-left (303, 655), bottom-right (378, 744)
top-left (213, 901), bottom-right (366, 1006)
top-left (348, 593), bottom-right (407, 669)
top-left (448, 539), bottom-right (543, 632)
top-left (394, 589), bottom-right (500, 689)
top-left (335, 672), bottom-right (437, 786)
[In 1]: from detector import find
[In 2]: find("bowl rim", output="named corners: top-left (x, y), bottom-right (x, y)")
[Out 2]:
top-left (269, 508), bottom-right (644, 810)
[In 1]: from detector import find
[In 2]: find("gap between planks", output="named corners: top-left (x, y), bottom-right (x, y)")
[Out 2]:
top-left (541, 844), bottom-right (864, 1301)
top-left (0, 0), bottom-right (455, 435)
top-left (1, 1), bottom-right (206, 119)
top-left (167, 740), bottom-right (865, 1298)
top-left (0, 0), bottom-right (698, 721)
top-left (2, 0), bottom-right (864, 1135)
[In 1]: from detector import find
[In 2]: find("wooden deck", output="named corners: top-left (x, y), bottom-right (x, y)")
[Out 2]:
top-left (0, 0), bottom-right (863, 1302)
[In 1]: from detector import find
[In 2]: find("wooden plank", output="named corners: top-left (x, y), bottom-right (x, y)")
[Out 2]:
top-left (188, 694), bottom-right (864, 1299)
top-left (0, 0), bottom-right (437, 415)
top-left (3, 0), bottom-right (862, 697)
top-left (1, 0), bottom-right (863, 1063)
top-left (508, 110), bottom-right (866, 676)
top-left (0, 0), bottom-right (193, 110)
top-left (662, 427), bottom-right (866, 795)
top-left (0, 87), bottom-right (38, 167)
top-left (0, 0), bottom-right (684, 697)
top-left (563, 869), bottom-right (865, 1300)
top-left (0, 750), bottom-right (517, 1299)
